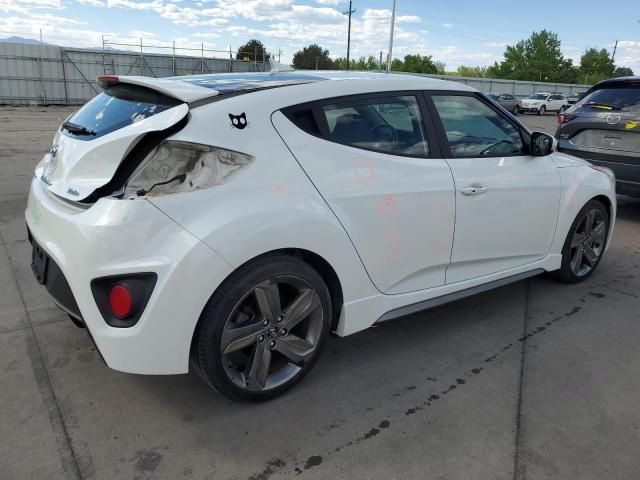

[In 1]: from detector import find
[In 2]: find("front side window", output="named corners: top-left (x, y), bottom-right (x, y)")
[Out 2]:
top-left (319, 95), bottom-right (429, 156)
top-left (432, 95), bottom-right (525, 158)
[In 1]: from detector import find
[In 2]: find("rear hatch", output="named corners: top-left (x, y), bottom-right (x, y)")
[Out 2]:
top-left (36, 78), bottom-right (209, 202)
top-left (559, 81), bottom-right (640, 158)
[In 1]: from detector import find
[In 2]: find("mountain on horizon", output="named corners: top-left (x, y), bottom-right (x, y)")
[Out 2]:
top-left (0, 36), bottom-right (57, 46)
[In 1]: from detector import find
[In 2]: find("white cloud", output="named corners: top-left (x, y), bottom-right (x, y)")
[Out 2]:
top-left (316, 0), bottom-right (338, 5)
top-left (76, 0), bottom-right (106, 6)
top-left (442, 23), bottom-right (453, 29)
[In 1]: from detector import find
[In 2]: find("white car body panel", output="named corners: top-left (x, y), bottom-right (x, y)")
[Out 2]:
top-left (272, 111), bottom-right (456, 294)
top-left (37, 103), bottom-right (189, 201)
top-left (445, 154), bottom-right (562, 283)
top-left (25, 71), bottom-right (617, 375)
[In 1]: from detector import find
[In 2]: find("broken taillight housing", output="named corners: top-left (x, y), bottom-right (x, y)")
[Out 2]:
top-left (123, 141), bottom-right (254, 198)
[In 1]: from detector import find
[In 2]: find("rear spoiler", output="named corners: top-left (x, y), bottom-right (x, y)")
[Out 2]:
top-left (96, 75), bottom-right (218, 103)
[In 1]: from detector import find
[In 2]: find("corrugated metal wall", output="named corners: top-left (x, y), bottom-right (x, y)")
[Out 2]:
top-left (0, 41), bottom-right (590, 105)
top-left (0, 42), bottom-right (267, 105)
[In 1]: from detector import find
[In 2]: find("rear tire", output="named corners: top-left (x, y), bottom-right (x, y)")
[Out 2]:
top-left (538, 105), bottom-right (546, 116)
top-left (551, 200), bottom-right (609, 284)
top-left (512, 105), bottom-right (520, 115)
top-left (192, 254), bottom-right (332, 402)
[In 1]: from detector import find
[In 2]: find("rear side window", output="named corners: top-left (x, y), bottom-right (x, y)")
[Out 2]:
top-left (577, 85), bottom-right (640, 112)
top-left (63, 84), bottom-right (182, 140)
top-left (432, 95), bottom-right (524, 158)
top-left (319, 96), bottom-right (430, 157)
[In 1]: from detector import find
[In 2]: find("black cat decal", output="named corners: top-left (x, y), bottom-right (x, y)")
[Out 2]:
top-left (229, 112), bottom-right (248, 130)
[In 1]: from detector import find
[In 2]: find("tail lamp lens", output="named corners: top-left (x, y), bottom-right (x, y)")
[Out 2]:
top-left (557, 113), bottom-right (576, 124)
top-left (108, 284), bottom-right (132, 319)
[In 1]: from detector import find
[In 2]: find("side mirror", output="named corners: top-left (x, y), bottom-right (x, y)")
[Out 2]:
top-left (530, 131), bottom-right (556, 156)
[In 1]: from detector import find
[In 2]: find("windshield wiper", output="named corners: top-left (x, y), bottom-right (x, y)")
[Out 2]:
top-left (585, 102), bottom-right (621, 111)
top-left (62, 121), bottom-right (96, 136)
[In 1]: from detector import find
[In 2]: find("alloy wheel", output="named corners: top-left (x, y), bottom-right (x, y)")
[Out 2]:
top-left (569, 208), bottom-right (607, 277)
top-left (220, 276), bottom-right (324, 392)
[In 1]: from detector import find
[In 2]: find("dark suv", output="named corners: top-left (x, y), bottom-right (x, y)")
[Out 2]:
top-left (556, 77), bottom-right (640, 197)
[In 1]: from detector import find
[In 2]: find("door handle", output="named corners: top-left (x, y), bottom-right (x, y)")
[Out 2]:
top-left (459, 185), bottom-right (488, 196)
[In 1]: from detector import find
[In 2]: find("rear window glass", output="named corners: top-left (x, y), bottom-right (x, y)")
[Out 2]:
top-left (577, 85), bottom-right (640, 112)
top-left (63, 84), bottom-right (182, 140)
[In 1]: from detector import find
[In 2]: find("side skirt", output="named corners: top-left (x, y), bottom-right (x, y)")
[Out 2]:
top-left (375, 269), bottom-right (544, 324)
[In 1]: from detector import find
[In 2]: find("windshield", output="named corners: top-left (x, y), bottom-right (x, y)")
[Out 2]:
top-left (577, 85), bottom-right (640, 112)
top-left (63, 84), bottom-right (182, 141)
top-left (487, 94), bottom-right (498, 99)
top-left (528, 94), bottom-right (549, 100)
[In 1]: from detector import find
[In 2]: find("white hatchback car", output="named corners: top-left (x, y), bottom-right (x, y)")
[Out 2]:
top-left (521, 92), bottom-right (570, 115)
top-left (26, 69), bottom-right (616, 401)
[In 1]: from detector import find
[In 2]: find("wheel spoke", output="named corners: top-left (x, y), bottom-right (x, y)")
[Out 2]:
top-left (282, 289), bottom-right (321, 330)
top-left (570, 248), bottom-right (583, 273)
top-left (584, 210), bottom-right (596, 234)
top-left (221, 321), bottom-right (265, 354)
top-left (571, 232), bottom-right (586, 248)
top-left (254, 281), bottom-right (281, 321)
top-left (246, 341), bottom-right (272, 390)
top-left (275, 334), bottom-right (315, 364)
top-left (583, 246), bottom-right (599, 267)
top-left (592, 221), bottom-right (606, 241)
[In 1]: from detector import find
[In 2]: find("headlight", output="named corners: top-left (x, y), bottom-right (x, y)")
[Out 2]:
top-left (124, 141), bottom-right (254, 198)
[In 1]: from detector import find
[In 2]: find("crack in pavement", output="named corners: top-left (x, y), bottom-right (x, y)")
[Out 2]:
top-left (246, 284), bottom-right (587, 480)
top-left (0, 228), bottom-right (84, 480)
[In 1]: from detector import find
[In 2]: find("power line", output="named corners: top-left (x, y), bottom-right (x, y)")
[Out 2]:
top-left (343, 0), bottom-right (356, 70)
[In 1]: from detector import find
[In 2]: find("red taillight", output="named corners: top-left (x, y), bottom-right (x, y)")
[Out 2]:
top-left (97, 75), bottom-right (119, 88)
top-left (108, 284), bottom-right (132, 319)
top-left (557, 113), bottom-right (576, 124)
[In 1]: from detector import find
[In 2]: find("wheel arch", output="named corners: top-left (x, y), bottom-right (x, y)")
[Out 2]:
top-left (189, 247), bottom-right (345, 366)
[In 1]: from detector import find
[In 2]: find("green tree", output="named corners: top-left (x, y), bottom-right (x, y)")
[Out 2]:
top-left (398, 54), bottom-right (438, 74)
top-left (456, 65), bottom-right (488, 77)
top-left (579, 47), bottom-right (614, 84)
top-left (490, 30), bottom-right (576, 82)
top-left (613, 66), bottom-right (634, 77)
top-left (292, 44), bottom-right (333, 70)
top-left (236, 39), bottom-right (269, 62)
top-left (390, 58), bottom-right (404, 71)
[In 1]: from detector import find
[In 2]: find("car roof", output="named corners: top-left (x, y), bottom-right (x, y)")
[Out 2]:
top-left (108, 70), bottom-right (475, 103)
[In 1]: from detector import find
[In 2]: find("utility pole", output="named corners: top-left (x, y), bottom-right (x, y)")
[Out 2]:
top-left (386, 0), bottom-right (397, 73)
top-left (611, 39), bottom-right (618, 63)
top-left (343, 0), bottom-right (356, 71)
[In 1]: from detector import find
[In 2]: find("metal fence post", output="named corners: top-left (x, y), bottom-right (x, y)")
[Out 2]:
top-left (172, 41), bottom-right (176, 76)
top-left (139, 37), bottom-right (144, 76)
top-left (229, 46), bottom-right (232, 72)
top-left (60, 48), bottom-right (69, 105)
top-left (201, 43), bottom-right (204, 73)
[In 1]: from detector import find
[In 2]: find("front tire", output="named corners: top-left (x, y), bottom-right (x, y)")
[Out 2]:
top-left (552, 200), bottom-right (609, 283)
top-left (538, 105), bottom-right (546, 116)
top-left (512, 105), bottom-right (520, 115)
top-left (193, 254), bottom-right (331, 401)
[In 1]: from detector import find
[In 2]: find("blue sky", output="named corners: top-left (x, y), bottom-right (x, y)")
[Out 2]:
top-left (1, 0), bottom-right (638, 72)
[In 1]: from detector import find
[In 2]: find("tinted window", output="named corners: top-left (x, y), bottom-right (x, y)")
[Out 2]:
top-left (319, 96), bottom-right (429, 156)
top-left (432, 95), bottom-right (525, 158)
top-left (64, 84), bottom-right (182, 140)
top-left (577, 85), bottom-right (640, 112)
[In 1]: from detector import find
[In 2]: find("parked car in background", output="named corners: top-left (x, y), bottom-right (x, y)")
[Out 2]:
top-left (521, 92), bottom-right (570, 115)
top-left (557, 76), bottom-right (640, 197)
top-left (568, 92), bottom-right (586, 105)
top-left (487, 93), bottom-right (521, 114)
top-left (26, 69), bottom-right (616, 401)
